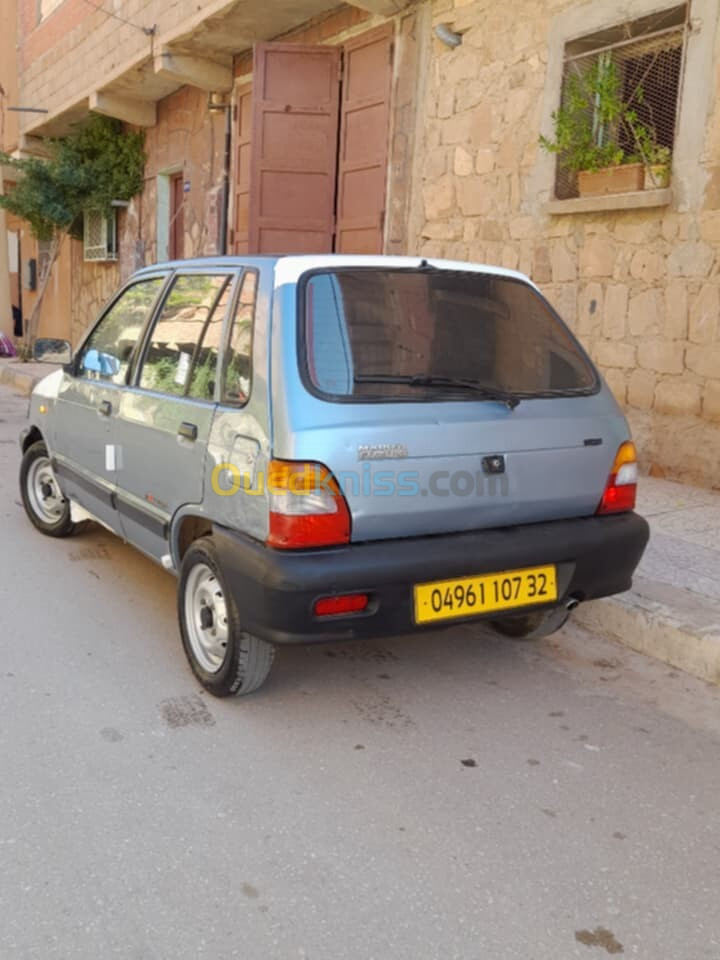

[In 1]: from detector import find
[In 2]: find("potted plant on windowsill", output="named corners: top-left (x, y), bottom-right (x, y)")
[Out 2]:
top-left (540, 57), bottom-right (668, 198)
top-left (576, 156), bottom-right (645, 197)
top-left (642, 145), bottom-right (672, 189)
top-left (629, 126), bottom-right (672, 189)
top-left (623, 97), bottom-right (673, 190)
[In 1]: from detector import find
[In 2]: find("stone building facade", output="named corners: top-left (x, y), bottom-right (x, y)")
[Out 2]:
top-left (3, 0), bottom-right (720, 487)
top-left (414, 0), bottom-right (720, 487)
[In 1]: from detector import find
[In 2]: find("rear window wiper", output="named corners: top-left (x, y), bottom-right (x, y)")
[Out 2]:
top-left (354, 374), bottom-right (520, 410)
top-left (511, 387), bottom-right (594, 400)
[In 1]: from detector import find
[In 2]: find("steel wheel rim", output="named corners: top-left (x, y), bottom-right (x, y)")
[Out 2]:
top-left (27, 456), bottom-right (66, 524)
top-left (184, 563), bottom-right (229, 674)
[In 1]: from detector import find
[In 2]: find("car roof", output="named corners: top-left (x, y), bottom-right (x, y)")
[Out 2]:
top-left (132, 254), bottom-right (533, 288)
top-left (132, 255), bottom-right (279, 275)
top-left (272, 255), bottom-right (532, 287)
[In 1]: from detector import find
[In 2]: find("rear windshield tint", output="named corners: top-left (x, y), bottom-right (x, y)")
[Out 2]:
top-left (301, 268), bottom-right (598, 401)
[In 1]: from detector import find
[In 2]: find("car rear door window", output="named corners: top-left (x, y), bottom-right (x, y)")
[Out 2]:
top-left (138, 274), bottom-right (232, 400)
top-left (76, 278), bottom-right (165, 385)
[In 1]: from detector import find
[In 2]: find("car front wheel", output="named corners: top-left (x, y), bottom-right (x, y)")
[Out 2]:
top-left (178, 537), bottom-right (275, 697)
top-left (20, 440), bottom-right (76, 538)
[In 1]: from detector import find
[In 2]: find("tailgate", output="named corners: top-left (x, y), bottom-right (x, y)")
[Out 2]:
top-left (276, 392), bottom-right (629, 542)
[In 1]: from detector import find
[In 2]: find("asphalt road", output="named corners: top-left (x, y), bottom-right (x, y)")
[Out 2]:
top-left (1, 381), bottom-right (719, 960)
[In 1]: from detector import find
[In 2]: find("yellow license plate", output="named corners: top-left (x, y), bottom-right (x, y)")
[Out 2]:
top-left (414, 565), bottom-right (558, 624)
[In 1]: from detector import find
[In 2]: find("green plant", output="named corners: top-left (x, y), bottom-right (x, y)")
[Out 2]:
top-left (626, 117), bottom-right (671, 167)
top-left (540, 56), bottom-right (671, 176)
top-left (540, 58), bottom-right (626, 173)
top-left (0, 114), bottom-right (145, 348)
top-left (648, 144), bottom-right (671, 166)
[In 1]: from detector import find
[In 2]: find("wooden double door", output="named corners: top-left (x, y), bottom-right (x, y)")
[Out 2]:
top-left (232, 24), bottom-right (394, 256)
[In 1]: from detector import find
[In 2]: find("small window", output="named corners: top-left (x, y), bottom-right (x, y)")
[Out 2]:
top-left (552, 5), bottom-right (687, 199)
top-left (222, 270), bottom-right (257, 405)
top-left (77, 278), bottom-right (165, 385)
top-left (139, 274), bottom-right (232, 400)
top-left (83, 209), bottom-right (118, 262)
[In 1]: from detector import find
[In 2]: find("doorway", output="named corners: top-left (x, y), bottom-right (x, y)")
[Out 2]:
top-left (232, 24), bottom-right (394, 256)
top-left (169, 173), bottom-right (185, 260)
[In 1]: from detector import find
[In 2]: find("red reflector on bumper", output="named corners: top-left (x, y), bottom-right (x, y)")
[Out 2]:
top-left (314, 594), bottom-right (369, 617)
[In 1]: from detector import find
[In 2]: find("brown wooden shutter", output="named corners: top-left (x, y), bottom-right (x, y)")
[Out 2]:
top-left (248, 43), bottom-right (340, 254)
top-left (232, 85), bottom-right (253, 255)
top-left (335, 25), bottom-right (393, 255)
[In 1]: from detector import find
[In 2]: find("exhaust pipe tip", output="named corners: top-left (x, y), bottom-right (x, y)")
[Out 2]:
top-left (566, 598), bottom-right (580, 611)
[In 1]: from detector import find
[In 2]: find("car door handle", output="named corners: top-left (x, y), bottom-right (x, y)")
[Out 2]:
top-left (98, 400), bottom-right (112, 417)
top-left (178, 422), bottom-right (198, 442)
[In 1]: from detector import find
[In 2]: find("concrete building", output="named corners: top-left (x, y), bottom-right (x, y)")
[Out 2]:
top-left (1, 0), bottom-right (73, 346)
top-left (2, 0), bottom-right (719, 486)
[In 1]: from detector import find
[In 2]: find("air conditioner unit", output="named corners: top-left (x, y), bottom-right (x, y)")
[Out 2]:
top-left (83, 209), bottom-right (118, 262)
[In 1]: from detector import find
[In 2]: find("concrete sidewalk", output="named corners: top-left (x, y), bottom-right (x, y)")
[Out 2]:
top-left (1, 358), bottom-right (718, 685)
top-left (576, 477), bottom-right (720, 685)
top-left (0, 357), bottom-right (60, 394)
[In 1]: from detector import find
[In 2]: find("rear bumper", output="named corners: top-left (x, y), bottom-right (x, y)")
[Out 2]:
top-left (213, 512), bottom-right (649, 645)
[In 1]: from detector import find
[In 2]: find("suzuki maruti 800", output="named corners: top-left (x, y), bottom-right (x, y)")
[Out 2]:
top-left (20, 256), bottom-right (649, 696)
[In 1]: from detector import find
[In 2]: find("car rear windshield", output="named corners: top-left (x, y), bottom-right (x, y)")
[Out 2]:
top-left (301, 268), bottom-right (598, 402)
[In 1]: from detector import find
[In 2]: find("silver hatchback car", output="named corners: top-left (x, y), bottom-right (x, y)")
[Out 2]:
top-left (20, 255), bottom-right (649, 696)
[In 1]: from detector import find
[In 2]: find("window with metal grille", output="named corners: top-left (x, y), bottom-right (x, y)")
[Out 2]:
top-left (554, 5), bottom-right (688, 200)
top-left (83, 209), bottom-right (118, 262)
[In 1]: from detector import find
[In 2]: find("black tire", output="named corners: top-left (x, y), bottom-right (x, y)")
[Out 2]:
top-left (178, 536), bottom-right (275, 697)
top-left (19, 440), bottom-right (76, 538)
top-left (489, 604), bottom-right (571, 640)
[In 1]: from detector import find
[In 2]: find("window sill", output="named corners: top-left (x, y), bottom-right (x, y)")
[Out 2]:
top-left (545, 187), bottom-right (672, 215)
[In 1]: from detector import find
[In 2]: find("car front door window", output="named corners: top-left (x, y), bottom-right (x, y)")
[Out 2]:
top-left (76, 279), bottom-right (165, 385)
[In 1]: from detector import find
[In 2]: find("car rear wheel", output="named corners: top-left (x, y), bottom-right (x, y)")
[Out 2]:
top-left (20, 440), bottom-right (76, 538)
top-left (178, 537), bottom-right (275, 697)
top-left (489, 604), bottom-right (571, 640)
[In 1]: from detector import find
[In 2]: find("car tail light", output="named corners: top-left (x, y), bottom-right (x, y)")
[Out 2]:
top-left (314, 594), bottom-right (369, 617)
top-left (266, 459), bottom-right (351, 549)
top-left (597, 441), bottom-right (638, 515)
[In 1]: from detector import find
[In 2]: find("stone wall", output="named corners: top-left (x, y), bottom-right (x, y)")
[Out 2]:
top-left (412, 0), bottom-right (720, 488)
top-left (70, 241), bottom-right (119, 346)
top-left (386, 5), bottom-right (428, 256)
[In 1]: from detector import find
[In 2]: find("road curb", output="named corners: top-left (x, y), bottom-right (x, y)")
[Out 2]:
top-left (0, 363), bottom-right (43, 396)
top-left (575, 577), bottom-right (720, 686)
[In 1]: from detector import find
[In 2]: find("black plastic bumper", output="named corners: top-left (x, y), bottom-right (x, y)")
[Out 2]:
top-left (213, 512), bottom-right (649, 645)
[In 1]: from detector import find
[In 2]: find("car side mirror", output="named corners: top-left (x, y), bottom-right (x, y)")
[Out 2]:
top-left (82, 348), bottom-right (121, 378)
top-left (34, 338), bottom-right (72, 365)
